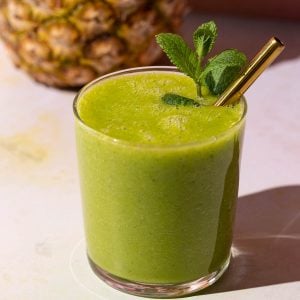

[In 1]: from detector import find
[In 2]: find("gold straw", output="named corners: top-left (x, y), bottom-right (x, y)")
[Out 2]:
top-left (214, 37), bottom-right (285, 106)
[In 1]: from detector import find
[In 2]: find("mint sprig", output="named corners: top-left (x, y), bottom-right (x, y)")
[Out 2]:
top-left (156, 21), bottom-right (247, 105)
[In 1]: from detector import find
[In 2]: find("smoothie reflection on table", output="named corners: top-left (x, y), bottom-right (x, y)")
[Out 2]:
top-left (74, 67), bottom-right (246, 296)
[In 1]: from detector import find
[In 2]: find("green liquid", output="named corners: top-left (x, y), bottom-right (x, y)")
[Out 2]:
top-left (75, 71), bottom-right (245, 284)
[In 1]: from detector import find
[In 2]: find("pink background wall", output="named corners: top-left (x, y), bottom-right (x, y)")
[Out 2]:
top-left (189, 0), bottom-right (300, 20)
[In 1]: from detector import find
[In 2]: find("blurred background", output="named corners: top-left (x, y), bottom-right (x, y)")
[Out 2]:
top-left (1, 0), bottom-right (299, 89)
top-left (159, 0), bottom-right (300, 64)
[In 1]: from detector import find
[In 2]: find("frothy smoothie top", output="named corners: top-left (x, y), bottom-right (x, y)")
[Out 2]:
top-left (77, 71), bottom-right (245, 146)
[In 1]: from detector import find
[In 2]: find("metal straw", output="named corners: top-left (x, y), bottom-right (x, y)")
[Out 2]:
top-left (214, 37), bottom-right (285, 106)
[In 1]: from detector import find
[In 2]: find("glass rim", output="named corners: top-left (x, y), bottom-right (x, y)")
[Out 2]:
top-left (73, 66), bottom-right (247, 151)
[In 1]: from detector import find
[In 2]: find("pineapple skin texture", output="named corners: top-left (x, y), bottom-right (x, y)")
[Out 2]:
top-left (0, 0), bottom-right (187, 88)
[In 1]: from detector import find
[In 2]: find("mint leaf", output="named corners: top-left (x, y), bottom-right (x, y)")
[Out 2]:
top-left (204, 65), bottom-right (242, 95)
top-left (156, 33), bottom-right (199, 82)
top-left (201, 49), bottom-right (247, 95)
top-left (193, 21), bottom-right (217, 59)
top-left (162, 93), bottom-right (200, 107)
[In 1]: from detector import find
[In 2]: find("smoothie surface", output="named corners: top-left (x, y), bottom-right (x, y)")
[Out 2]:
top-left (77, 71), bottom-right (244, 145)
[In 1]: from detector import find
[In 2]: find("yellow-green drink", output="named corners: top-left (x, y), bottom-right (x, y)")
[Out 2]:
top-left (74, 67), bottom-right (246, 297)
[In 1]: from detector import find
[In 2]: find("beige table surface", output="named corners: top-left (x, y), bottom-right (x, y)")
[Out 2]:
top-left (1, 13), bottom-right (300, 300)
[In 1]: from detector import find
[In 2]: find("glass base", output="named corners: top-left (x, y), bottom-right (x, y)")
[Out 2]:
top-left (88, 255), bottom-right (230, 298)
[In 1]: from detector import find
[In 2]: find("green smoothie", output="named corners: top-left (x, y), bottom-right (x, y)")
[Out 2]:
top-left (75, 69), bottom-right (246, 285)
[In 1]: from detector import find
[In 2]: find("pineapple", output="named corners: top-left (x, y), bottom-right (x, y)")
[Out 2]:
top-left (0, 0), bottom-right (187, 88)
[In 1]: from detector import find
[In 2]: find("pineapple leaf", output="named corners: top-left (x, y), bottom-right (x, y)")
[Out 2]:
top-left (156, 33), bottom-right (199, 81)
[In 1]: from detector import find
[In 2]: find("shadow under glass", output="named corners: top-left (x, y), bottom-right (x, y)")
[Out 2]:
top-left (197, 185), bottom-right (300, 295)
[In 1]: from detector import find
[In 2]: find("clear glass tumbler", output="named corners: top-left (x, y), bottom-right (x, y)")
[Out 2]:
top-left (73, 67), bottom-right (246, 298)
